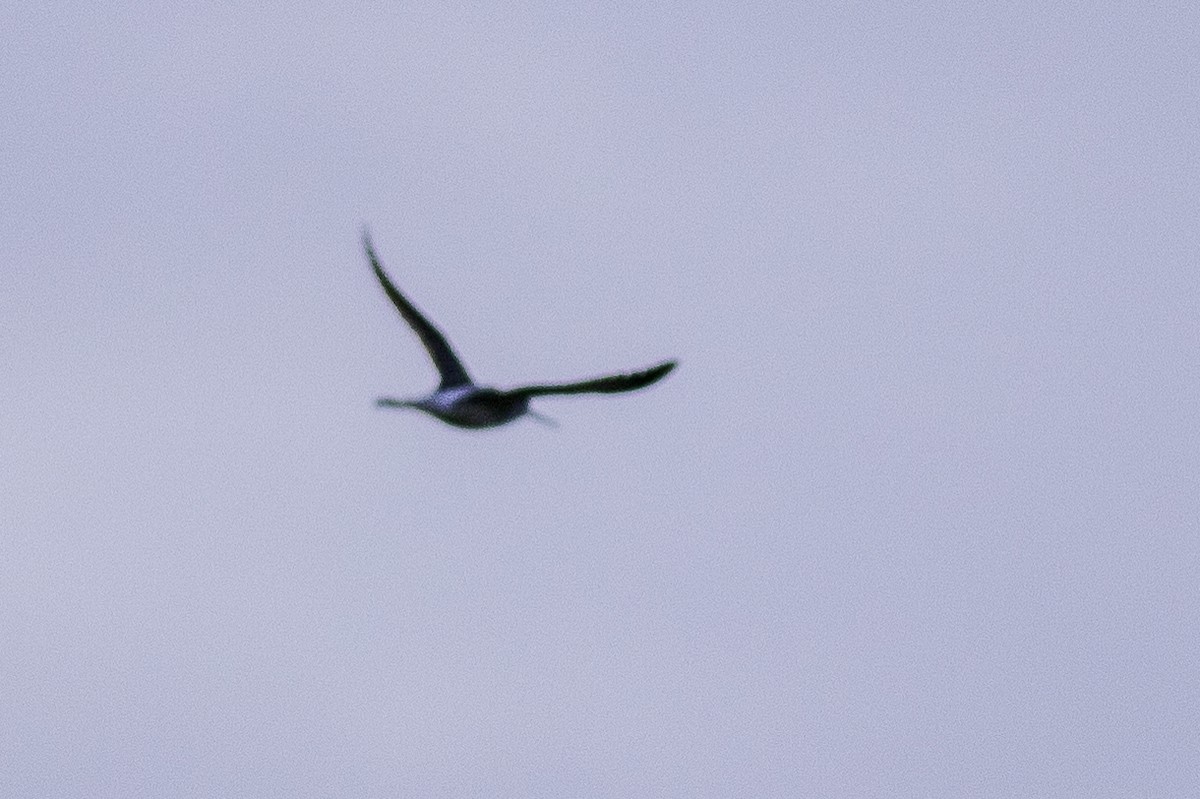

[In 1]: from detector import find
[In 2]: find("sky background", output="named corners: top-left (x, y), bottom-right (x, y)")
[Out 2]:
top-left (2, 2), bottom-right (1198, 796)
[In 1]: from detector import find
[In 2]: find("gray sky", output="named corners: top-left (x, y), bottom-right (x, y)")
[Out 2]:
top-left (3, 2), bottom-right (1198, 796)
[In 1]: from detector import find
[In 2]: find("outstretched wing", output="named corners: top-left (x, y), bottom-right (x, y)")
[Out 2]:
top-left (363, 231), bottom-right (472, 389)
top-left (508, 360), bottom-right (676, 399)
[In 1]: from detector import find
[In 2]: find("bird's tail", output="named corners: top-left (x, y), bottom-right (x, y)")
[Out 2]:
top-left (526, 408), bottom-right (559, 428)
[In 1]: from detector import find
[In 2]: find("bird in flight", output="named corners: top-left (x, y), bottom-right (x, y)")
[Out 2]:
top-left (364, 232), bottom-right (676, 429)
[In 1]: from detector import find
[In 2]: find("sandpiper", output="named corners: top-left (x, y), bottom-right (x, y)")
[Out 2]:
top-left (364, 232), bottom-right (675, 429)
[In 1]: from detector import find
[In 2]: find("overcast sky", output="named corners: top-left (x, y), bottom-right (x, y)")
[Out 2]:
top-left (2, 3), bottom-right (1198, 796)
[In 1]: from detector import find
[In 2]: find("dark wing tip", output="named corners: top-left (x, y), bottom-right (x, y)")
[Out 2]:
top-left (362, 229), bottom-right (399, 296)
top-left (361, 226), bottom-right (379, 264)
top-left (652, 360), bottom-right (677, 377)
top-left (638, 360), bottom-right (677, 387)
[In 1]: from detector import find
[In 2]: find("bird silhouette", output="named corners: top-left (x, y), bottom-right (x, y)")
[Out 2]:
top-left (364, 232), bottom-right (676, 429)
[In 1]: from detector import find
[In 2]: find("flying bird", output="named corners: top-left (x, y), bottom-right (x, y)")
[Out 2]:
top-left (364, 232), bottom-right (676, 429)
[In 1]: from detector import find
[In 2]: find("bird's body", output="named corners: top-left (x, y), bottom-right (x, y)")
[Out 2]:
top-left (378, 386), bottom-right (529, 429)
top-left (364, 232), bottom-right (675, 429)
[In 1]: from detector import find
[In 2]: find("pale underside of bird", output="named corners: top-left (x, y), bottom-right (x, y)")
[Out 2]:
top-left (364, 232), bottom-right (676, 429)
